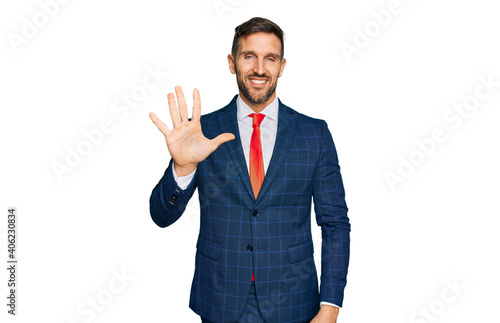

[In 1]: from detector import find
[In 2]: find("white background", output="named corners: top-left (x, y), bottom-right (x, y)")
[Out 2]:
top-left (1, 0), bottom-right (499, 322)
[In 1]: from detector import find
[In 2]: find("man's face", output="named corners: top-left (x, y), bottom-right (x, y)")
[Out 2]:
top-left (228, 32), bottom-right (286, 110)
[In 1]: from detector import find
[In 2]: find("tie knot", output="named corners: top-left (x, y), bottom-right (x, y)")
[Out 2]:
top-left (248, 113), bottom-right (265, 128)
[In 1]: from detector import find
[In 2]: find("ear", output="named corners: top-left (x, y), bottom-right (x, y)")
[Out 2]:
top-left (278, 57), bottom-right (286, 78)
top-left (227, 54), bottom-right (236, 74)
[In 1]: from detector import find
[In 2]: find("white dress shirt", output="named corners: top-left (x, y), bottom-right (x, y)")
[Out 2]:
top-left (171, 94), bottom-right (339, 309)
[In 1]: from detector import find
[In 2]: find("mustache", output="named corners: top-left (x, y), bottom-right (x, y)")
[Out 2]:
top-left (247, 74), bottom-right (269, 79)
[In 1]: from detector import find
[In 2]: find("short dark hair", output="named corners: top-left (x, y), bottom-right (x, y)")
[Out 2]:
top-left (231, 17), bottom-right (285, 61)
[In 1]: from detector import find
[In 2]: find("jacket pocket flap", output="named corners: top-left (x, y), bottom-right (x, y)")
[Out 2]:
top-left (287, 240), bottom-right (314, 264)
top-left (196, 236), bottom-right (221, 261)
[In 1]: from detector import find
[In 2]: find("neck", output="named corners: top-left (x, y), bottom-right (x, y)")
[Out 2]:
top-left (239, 91), bottom-right (276, 113)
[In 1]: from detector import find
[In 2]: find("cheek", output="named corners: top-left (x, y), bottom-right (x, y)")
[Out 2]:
top-left (237, 61), bottom-right (254, 72)
top-left (269, 66), bottom-right (282, 78)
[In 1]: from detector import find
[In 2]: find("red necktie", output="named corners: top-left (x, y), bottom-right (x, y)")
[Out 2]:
top-left (248, 113), bottom-right (265, 281)
top-left (249, 113), bottom-right (266, 199)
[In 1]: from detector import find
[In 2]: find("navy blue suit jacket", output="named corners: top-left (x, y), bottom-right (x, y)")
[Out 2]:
top-left (150, 95), bottom-right (350, 323)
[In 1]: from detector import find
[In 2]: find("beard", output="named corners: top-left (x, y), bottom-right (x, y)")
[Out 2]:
top-left (235, 66), bottom-right (277, 105)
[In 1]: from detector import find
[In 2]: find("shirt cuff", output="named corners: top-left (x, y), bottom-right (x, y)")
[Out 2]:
top-left (172, 161), bottom-right (196, 190)
top-left (320, 301), bottom-right (340, 308)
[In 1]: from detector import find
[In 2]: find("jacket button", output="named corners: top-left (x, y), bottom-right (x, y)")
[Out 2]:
top-left (247, 244), bottom-right (253, 252)
top-left (252, 210), bottom-right (259, 217)
top-left (169, 194), bottom-right (178, 205)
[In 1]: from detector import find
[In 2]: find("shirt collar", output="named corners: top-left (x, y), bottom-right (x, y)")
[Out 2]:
top-left (237, 94), bottom-right (279, 122)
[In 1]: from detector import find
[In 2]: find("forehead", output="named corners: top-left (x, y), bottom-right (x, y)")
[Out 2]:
top-left (238, 32), bottom-right (281, 55)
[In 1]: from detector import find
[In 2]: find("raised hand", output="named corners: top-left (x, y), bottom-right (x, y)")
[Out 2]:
top-left (149, 86), bottom-right (235, 176)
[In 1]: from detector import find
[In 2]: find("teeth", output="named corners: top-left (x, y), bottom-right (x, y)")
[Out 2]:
top-left (251, 79), bottom-right (266, 84)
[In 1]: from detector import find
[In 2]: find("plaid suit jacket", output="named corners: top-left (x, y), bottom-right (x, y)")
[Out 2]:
top-left (150, 95), bottom-right (350, 323)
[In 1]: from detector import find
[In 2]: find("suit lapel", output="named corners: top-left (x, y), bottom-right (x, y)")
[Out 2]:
top-left (255, 99), bottom-right (297, 205)
top-left (217, 96), bottom-right (255, 202)
top-left (217, 96), bottom-right (298, 204)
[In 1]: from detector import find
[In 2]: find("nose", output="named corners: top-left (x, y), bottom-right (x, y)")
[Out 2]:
top-left (252, 58), bottom-right (265, 76)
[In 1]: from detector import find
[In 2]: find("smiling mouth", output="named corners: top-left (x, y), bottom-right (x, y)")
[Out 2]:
top-left (249, 78), bottom-right (268, 86)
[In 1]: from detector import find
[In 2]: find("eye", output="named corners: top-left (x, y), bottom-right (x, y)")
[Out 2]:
top-left (245, 55), bottom-right (254, 59)
top-left (267, 57), bottom-right (276, 62)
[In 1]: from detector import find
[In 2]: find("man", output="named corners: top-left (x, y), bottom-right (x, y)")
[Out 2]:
top-left (149, 17), bottom-right (350, 323)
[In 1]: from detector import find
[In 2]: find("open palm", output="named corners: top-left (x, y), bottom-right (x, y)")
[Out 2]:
top-left (149, 86), bottom-right (235, 175)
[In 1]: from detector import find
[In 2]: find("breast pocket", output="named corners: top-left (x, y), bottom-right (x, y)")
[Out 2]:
top-left (285, 152), bottom-right (311, 165)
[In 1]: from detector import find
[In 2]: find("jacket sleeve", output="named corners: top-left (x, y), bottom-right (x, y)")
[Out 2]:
top-left (149, 158), bottom-right (198, 228)
top-left (312, 120), bottom-right (351, 307)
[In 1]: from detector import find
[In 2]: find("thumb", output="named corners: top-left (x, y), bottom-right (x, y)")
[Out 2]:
top-left (210, 132), bottom-right (235, 149)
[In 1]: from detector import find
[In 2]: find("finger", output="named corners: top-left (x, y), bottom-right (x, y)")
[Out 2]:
top-left (168, 92), bottom-right (180, 128)
top-left (210, 132), bottom-right (235, 150)
top-left (192, 88), bottom-right (201, 121)
top-left (175, 86), bottom-right (189, 122)
top-left (149, 112), bottom-right (171, 137)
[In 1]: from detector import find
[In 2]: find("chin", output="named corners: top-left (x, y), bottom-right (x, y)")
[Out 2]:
top-left (249, 87), bottom-right (272, 101)
top-left (249, 95), bottom-right (270, 104)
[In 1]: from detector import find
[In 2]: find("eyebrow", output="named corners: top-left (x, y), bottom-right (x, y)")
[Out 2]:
top-left (239, 50), bottom-right (281, 60)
